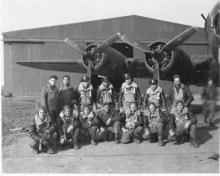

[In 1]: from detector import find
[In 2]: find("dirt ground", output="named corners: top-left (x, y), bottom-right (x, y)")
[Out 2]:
top-left (1, 96), bottom-right (220, 173)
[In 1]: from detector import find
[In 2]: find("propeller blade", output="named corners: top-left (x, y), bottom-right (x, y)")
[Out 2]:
top-left (161, 26), bottom-right (198, 52)
top-left (64, 38), bottom-right (87, 55)
top-left (121, 35), bottom-right (152, 54)
top-left (87, 59), bottom-right (92, 78)
top-left (153, 60), bottom-right (160, 83)
top-left (93, 33), bottom-right (121, 53)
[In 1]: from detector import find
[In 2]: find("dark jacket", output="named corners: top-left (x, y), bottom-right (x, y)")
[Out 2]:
top-left (124, 110), bottom-right (143, 129)
top-left (201, 84), bottom-right (218, 101)
top-left (142, 108), bottom-right (168, 129)
top-left (97, 109), bottom-right (126, 127)
top-left (29, 115), bottom-right (56, 141)
top-left (59, 84), bottom-right (79, 107)
top-left (56, 114), bottom-right (80, 137)
top-left (167, 84), bottom-right (194, 107)
top-left (79, 112), bottom-right (99, 129)
top-left (40, 83), bottom-right (61, 111)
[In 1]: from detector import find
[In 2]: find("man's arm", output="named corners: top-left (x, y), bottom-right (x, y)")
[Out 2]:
top-left (184, 86), bottom-right (194, 107)
top-left (40, 86), bottom-right (48, 111)
top-left (29, 118), bottom-right (41, 141)
top-left (136, 87), bottom-right (142, 108)
top-left (160, 90), bottom-right (168, 111)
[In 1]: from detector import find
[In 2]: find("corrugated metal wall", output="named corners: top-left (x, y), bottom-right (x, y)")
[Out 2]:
top-left (3, 15), bottom-right (209, 96)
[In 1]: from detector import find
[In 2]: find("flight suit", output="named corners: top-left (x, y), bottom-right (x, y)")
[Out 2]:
top-left (56, 111), bottom-right (80, 148)
top-left (143, 86), bottom-right (167, 110)
top-left (121, 109), bottom-right (143, 144)
top-left (29, 114), bottom-right (57, 154)
top-left (142, 108), bottom-right (168, 145)
top-left (96, 82), bottom-right (118, 109)
top-left (119, 82), bottom-right (142, 112)
top-left (96, 108), bottom-right (125, 142)
top-left (169, 106), bottom-right (198, 147)
top-left (78, 82), bottom-right (93, 111)
top-left (79, 111), bottom-right (100, 144)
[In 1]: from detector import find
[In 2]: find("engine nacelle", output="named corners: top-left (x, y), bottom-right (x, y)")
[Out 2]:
top-left (82, 44), bottom-right (127, 79)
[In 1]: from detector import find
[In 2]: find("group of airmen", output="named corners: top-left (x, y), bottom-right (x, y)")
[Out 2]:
top-left (29, 73), bottom-right (218, 154)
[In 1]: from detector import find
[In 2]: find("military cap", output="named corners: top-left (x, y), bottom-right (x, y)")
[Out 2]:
top-left (207, 76), bottom-right (214, 81)
top-left (124, 73), bottom-right (132, 80)
top-left (63, 105), bottom-right (71, 111)
top-left (102, 76), bottom-right (110, 83)
top-left (81, 75), bottom-right (90, 82)
top-left (149, 79), bottom-right (158, 85)
top-left (49, 75), bottom-right (58, 80)
top-left (173, 74), bottom-right (180, 80)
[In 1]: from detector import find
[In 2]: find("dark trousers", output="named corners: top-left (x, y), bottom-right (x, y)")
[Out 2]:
top-left (121, 126), bottom-right (143, 144)
top-left (99, 121), bottom-right (121, 140)
top-left (80, 126), bottom-right (98, 141)
top-left (29, 132), bottom-right (58, 150)
top-left (48, 109), bottom-right (60, 123)
top-left (203, 100), bottom-right (216, 123)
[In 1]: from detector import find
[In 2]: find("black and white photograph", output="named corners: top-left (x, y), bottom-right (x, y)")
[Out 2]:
top-left (1, 0), bottom-right (220, 173)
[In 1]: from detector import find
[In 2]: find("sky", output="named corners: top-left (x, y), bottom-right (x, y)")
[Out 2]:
top-left (0, 0), bottom-right (219, 86)
top-left (1, 0), bottom-right (219, 32)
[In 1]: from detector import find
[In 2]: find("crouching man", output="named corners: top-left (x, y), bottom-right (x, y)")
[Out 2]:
top-left (142, 102), bottom-right (168, 146)
top-left (96, 103), bottom-right (125, 144)
top-left (79, 106), bottom-right (100, 146)
top-left (121, 103), bottom-right (143, 144)
top-left (56, 105), bottom-right (80, 149)
top-left (169, 100), bottom-right (199, 148)
top-left (29, 107), bottom-right (58, 154)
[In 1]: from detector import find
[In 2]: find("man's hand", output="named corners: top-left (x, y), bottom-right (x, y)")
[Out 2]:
top-left (100, 127), bottom-right (105, 132)
top-left (106, 118), bottom-right (111, 126)
top-left (87, 120), bottom-right (92, 126)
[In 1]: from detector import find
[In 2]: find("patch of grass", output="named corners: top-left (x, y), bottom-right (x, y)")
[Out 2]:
top-left (2, 97), bottom-right (39, 147)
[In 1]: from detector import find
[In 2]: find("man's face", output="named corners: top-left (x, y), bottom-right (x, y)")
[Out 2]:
top-left (150, 84), bottom-right (157, 90)
top-left (149, 104), bottom-right (156, 113)
top-left (83, 82), bottom-right (89, 88)
top-left (64, 109), bottom-right (71, 116)
top-left (115, 103), bottom-right (119, 110)
top-left (38, 110), bottom-right (46, 120)
top-left (49, 78), bottom-right (56, 86)
top-left (130, 103), bottom-right (136, 112)
top-left (176, 103), bottom-right (184, 112)
top-left (174, 78), bottom-right (181, 86)
top-left (208, 80), bottom-right (213, 86)
top-left (63, 77), bottom-right (70, 86)
top-left (125, 79), bottom-right (131, 85)
top-left (83, 107), bottom-right (90, 115)
top-left (103, 105), bottom-right (110, 113)
top-left (102, 81), bottom-right (109, 87)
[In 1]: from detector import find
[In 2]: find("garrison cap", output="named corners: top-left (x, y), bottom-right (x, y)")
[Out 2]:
top-left (149, 79), bottom-right (158, 85)
top-left (207, 76), bottom-right (214, 81)
top-left (49, 75), bottom-right (58, 80)
top-left (63, 105), bottom-right (71, 110)
top-left (81, 75), bottom-right (90, 82)
top-left (173, 74), bottom-right (180, 80)
top-left (124, 73), bottom-right (132, 80)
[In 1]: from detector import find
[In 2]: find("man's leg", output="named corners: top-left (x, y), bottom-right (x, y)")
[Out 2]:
top-left (189, 124), bottom-right (199, 148)
top-left (203, 102), bottom-right (209, 123)
top-left (133, 126), bottom-right (143, 143)
top-left (121, 129), bottom-right (132, 144)
top-left (89, 126), bottom-right (98, 145)
top-left (157, 123), bottom-right (165, 146)
top-left (29, 137), bottom-right (39, 154)
top-left (113, 121), bottom-right (121, 143)
top-left (72, 128), bottom-right (80, 149)
top-left (209, 100), bottom-right (216, 126)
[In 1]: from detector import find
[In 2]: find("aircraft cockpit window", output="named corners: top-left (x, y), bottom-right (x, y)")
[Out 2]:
top-left (111, 43), bottom-right (133, 58)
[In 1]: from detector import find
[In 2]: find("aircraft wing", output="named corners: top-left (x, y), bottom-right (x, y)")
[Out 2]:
top-left (16, 60), bottom-right (87, 73)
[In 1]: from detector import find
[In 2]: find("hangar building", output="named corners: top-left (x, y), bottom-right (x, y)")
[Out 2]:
top-left (2, 15), bottom-right (208, 96)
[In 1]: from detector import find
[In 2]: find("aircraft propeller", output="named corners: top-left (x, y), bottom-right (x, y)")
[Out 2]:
top-left (121, 26), bottom-right (197, 82)
top-left (64, 33), bottom-right (121, 78)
